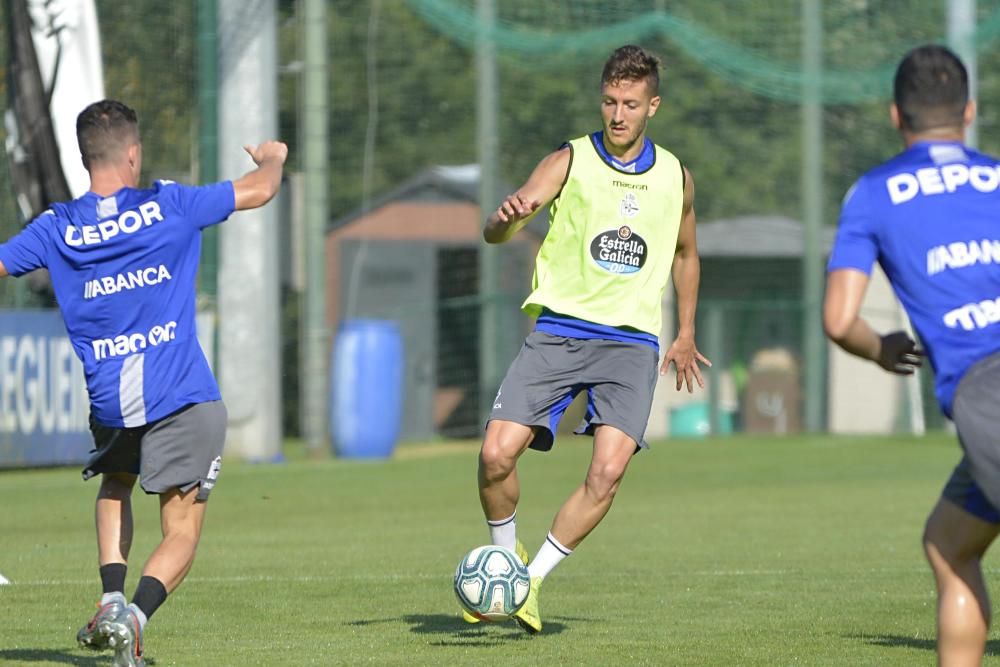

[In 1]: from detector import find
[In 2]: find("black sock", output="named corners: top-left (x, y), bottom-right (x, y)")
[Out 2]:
top-left (131, 576), bottom-right (168, 620)
top-left (99, 563), bottom-right (127, 595)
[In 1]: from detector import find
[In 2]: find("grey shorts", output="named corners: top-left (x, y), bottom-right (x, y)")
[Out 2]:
top-left (82, 401), bottom-right (228, 501)
top-left (945, 351), bottom-right (1000, 523)
top-left (489, 331), bottom-right (658, 452)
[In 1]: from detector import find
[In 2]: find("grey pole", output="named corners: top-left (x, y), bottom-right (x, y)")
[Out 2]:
top-left (706, 305), bottom-right (724, 435)
top-left (217, 0), bottom-right (282, 460)
top-left (301, 0), bottom-right (330, 455)
top-left (197, 0), bottom-right (219, 299)
top-left (195, 0), bottom-right (219, 374)
top-left (477, 0), bottom-right (501, 423)
top-left (947, 0), bottom-right (978, 147)
top-left (801, 0), bottom-right (825, 433)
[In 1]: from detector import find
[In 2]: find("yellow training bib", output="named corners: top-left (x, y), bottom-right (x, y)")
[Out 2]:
top-left (522, 135), bottom-right (685, 336)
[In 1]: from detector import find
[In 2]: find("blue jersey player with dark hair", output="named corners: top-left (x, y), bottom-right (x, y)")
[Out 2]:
top-left (0, 99), bottom-right (287, 667)
top-left (825, 45), bottom-right (1000, 666)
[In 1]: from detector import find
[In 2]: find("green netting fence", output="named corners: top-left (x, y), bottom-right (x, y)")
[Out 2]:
top-left (408, 0), bottom-right (1000, 103)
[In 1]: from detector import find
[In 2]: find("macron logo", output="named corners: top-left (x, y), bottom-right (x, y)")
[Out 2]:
top-left (92, 321), bottom-right (178, 361)
top-left (64, 201), bottom-right (164, 247)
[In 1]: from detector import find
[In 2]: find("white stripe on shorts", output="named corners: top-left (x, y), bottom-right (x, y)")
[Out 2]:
top-left (120, 354), bottom-right (146, 427)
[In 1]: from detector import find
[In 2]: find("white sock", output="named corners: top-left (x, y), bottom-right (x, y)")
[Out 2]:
top-left (527, 532), bottom-right (572, 580)
top-left (487, 512), bottom-right (517, 552)
top-left (101, 591), bottom-right (126, 606)
top-left (128, 603), bottom-right (148, 630)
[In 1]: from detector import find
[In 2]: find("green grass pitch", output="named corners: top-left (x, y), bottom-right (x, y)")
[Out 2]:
top-left (1, 433), bottom-right (999, 666)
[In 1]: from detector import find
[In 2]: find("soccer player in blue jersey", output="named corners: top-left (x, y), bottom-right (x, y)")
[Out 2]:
top-left (825, 45), bottom-right (1000, 666)
top-left (0, 100), bottom-right (286, 666)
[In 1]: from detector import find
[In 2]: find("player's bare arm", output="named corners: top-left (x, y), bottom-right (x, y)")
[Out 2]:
top-left (233, 140), bottom-right (288, 211)
top-left (0, 259), bottom-right (7, 278)
top-left (483, 147), bottom-right (571, 244)
top-left (823, 268), bottom-right (923, 375)
top-left (661, 167), bottom-right (711, 392)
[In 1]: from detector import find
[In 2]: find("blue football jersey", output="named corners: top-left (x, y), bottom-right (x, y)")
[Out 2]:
top-left (829, 140), bottom-right (1000, 416)
top-left (0, 180), bottom-right (235, 427)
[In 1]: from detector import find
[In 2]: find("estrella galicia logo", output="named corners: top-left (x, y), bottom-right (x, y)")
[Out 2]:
top-left (620, 192), bottom-right (640, 218)
top-left (590, 226), bottom-right (647, 274)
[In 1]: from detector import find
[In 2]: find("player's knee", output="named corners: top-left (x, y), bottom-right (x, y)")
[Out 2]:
top-left (479, 441), bottom-right (516, 481)
top-left (162, 517), bottom-right (203, 547)
top-left (585, 461), bottom-right (627, 501)
top-left (923, 520), bottom-right (977, 572)
top-left (160, 502), bottom-right (207, 544)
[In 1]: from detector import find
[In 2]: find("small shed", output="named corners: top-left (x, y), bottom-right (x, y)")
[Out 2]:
top-left (697, 214), bottom-right (837, 371)
top-left (647, 214), bottom-right (918, 438)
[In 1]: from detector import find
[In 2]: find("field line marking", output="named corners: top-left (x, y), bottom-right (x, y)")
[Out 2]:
top-left (4, 566), bottom-right (944, 587)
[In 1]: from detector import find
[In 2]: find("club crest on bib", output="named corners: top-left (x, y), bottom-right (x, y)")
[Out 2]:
top-left (590, 226), bottom-right (647, 274)
top-left (620, 192), bottom-right (640, 218)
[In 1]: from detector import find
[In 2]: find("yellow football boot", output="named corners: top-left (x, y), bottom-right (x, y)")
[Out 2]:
top-left (513, 576), bottom-right (543, 634)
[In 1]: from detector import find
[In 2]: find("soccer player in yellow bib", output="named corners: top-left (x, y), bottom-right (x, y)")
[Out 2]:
top-left (469, 45), bottom-right (710, 633)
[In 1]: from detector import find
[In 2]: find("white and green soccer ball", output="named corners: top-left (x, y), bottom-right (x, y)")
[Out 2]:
top-left (454, 545), bottom-right (530, 621)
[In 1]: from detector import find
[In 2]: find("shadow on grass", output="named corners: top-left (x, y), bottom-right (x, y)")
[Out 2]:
top-left (847, 633), bottom-right (1000, 656)
top-left (349, 613), bottom-right (571, 644)
top-left (0, 648), bottom-right (158, 665)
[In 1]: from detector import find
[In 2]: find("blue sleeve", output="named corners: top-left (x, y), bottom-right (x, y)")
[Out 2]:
top-left (172, 181), bottom-right (236, 229)
top-left (0, 213), bottom-right (52, 276)
top-left (827, 178), bottom-right (878, 275)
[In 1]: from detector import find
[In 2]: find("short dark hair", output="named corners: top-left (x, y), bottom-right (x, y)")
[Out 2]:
top-left (893, 44), bottom-right (968, 133)
top-left (76, 99), bottom-right (140, 169)
top-left (601, 45), bottom-right (660, 95)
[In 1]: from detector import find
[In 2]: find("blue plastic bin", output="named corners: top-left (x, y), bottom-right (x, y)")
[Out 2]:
top-left (331, 320), bottom-right (404, 458)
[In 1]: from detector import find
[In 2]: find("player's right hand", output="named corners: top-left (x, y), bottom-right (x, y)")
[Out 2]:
top-left (495, 194), bottom-right (541, 224)
top-left (876, 331), bottom-right (924, 375)
top-left (243, 140), bottom-right (288, 166)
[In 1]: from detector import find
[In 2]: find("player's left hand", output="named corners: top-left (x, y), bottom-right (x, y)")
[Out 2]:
top-left (877, 331), bottom-right (924, 375)
top-left (660, 335), bottom-right (712, 393)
